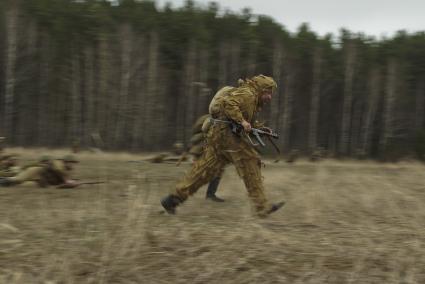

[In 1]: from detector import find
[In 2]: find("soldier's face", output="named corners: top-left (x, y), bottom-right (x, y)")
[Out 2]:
top-left (260, 88), bottom-right (273, 105)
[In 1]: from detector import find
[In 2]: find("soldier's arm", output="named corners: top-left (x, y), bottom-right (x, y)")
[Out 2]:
top-left (222, 90), bottom-right (255, 124)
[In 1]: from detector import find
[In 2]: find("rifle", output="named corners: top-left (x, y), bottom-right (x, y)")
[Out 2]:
top-left (229, 123), bottom-right (277, 147)
top-left (57, 180), bottom-right (106, 189)
top-left (209, 118), bottom-right (281, 155)
top-left (78, 181), bottom-right (106, 186)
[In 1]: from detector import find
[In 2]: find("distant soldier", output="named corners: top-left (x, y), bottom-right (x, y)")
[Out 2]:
top-left (0, 155), bottom-right (80, 188)
top-left (0, 154), bottom-right (21, 177)
top-left (143, 142), bottom-right (189, 164)
top-left (172, 142), bottom-right (185, 156)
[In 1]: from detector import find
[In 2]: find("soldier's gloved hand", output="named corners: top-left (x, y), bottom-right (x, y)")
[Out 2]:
top-left (241, 120), bottom-right (252, 132)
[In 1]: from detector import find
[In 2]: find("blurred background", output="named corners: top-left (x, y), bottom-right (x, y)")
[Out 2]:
top-left (1, 2), bottom-right (425, 283)
top-left (1, 0), bottom-right (425, 160)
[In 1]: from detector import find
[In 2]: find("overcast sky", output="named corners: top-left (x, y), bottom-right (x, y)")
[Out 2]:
top-left (154, 0), bottom-right (425, 37)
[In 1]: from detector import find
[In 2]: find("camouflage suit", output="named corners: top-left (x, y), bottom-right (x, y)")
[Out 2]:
top-left (162, 75), bottom-right (283, 217)
top-left (0, 156), bottom-right (76, 187)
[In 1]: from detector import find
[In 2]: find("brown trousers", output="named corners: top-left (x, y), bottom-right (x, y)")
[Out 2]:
top-left (174, 124), bottom-right (270, 215)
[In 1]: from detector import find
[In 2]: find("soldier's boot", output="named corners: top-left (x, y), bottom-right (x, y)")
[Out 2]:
top-left (160, 195), bottom-right (182, 215)
top-left (0, 178), bottom-right (16, 187)
top-left (258, 201), bottom-right (285, 218)
top-left (205, 177), bottom-right (225, 202)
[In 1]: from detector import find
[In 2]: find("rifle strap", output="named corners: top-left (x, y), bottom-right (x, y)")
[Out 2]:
top-left (266, 135), bottom-right (281, 155)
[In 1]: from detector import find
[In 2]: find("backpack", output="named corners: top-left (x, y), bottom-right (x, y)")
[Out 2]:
top-left (208, 86), bottom-right (236, 117)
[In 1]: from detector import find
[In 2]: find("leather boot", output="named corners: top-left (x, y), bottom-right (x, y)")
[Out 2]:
top-left (160, 195), bottom-right (182, 214)
top-left (205, 176), bottom-right (225, 202)
top-left (258, 201), bottom-right (285, 218)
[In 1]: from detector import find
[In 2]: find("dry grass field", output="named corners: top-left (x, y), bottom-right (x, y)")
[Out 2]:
top-left (1, 148), bottom-right (424, 283)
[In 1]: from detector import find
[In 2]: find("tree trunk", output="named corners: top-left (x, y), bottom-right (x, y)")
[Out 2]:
top-left (184, 40), bottom-right (198, 144)
top-left (246, 41), bottom-right (257, 77)
top-left (3, 2), bottom-right (18, 140)
top-left (308, 46), bottom-right (322, 152)
top-left (280, 62), bottom-right (294, 152)
top-left (230, 39), bottom-right (240, 81)
top-left (143, 31), bottom-right (160, 149)
top-left (339, 42), bottom-right (357, 155)
top-left (83, 45), bottom-right (95, 147)
top-left (96, 34), bottom-right (111, 147)
top-left (113, 24), bottom-right (133, 148)
top-left (218, 41), bottom-right (228, 87)
top-left (17, 19), bottom-right (37, 145)
top-left (361, 67), bottom-right (381, 155)
top-left (271, 40), bottom-right (283, 131)
top-left (131, 35), bottom-right (147, 150)
top-left (70, 46), bottom-right (81, 147)
top-left (350, 99), bottom-right (363, 155)
top-left (197, 47), bottom-right (210, 118)
top-left (381, 58), bottom-right (397, 151)
top-left (37, 29), bottom-right (50, 146)
top-left (415, 78), bottom-right (425, 131)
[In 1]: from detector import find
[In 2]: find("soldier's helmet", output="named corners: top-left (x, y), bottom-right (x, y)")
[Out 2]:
top-left (251, 75), bottom-right (277, 93)
top-left (61, 154), bottom-right (79, 163)
top-left (39, 155), bottom-right (51, 163)
top-left (172, 142), bottom-right (184, 155)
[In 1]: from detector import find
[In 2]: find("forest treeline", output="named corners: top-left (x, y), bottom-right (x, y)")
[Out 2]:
top-left (1, 0), bottom-right (425, 160)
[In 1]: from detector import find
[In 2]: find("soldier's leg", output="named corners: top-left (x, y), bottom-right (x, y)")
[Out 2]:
top-left (228, 154), bottom-right (284, 217)
top-left (205, 167), bottom-right (225, 202)
top-left (206, 176), bottom-right (221, 196)
top-left (233, 157), bottom-right (267, 212)
top-left (1, 167), bottom-right (44, 187)
top-left (161, 145), bottom-right (226, 214)
top-left (175, 148), bottom-right (226, 200)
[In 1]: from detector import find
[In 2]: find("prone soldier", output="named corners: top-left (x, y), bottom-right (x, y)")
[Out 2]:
top-left (0, 155), bottom-right (80, 188)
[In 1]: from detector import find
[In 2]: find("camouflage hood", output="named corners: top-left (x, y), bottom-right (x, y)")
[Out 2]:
top-left (239, 75), bottom-right (277, 96)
